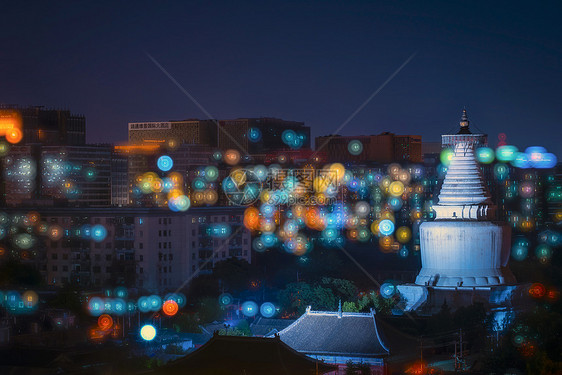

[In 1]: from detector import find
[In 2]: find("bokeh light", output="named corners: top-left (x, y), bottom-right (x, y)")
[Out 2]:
top-left (140, 324), bottom-right (157, 341)
top-left (260, 302), bottom-right (276, 318)
top-left (162, 300), bottom-right (179, 316)
top-left (241, 301), bottom-right (258, 317)
top-left (157, 155), bottom-right (173, 172)
top-left (348, 140), bottom-right (363, 155)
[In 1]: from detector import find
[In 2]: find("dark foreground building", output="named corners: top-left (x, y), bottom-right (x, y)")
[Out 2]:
top-left (153, 333), bottom-right (335, 375)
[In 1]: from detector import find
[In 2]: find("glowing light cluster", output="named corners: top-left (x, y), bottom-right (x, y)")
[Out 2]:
top-left (86, 291), bottom-right (185, 316)
top-left (0, 290), bottom-right (39, 314)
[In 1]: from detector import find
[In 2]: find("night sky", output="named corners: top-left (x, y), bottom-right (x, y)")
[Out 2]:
top-left (2, 1), bottom-right (561, 155)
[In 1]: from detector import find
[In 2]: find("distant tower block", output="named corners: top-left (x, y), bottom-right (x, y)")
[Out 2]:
top-left (415, 109), bottom-right (515, 287)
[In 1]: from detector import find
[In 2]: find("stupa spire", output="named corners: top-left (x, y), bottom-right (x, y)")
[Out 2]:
top-left (458, 108), bottom-right (471, 134)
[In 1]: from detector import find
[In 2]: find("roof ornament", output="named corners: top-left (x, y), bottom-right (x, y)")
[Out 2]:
top-left (458, 108), bottom-right (471, 134)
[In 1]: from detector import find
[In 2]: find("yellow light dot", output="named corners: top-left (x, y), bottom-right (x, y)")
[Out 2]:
top-left (389, 181), bottom-right (405, 197)
top-left (396, 226), bottom-right (412, 244)
top-left (329, 163), bottom-right (346, 182)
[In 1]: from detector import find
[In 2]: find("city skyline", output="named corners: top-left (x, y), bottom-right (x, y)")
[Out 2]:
top-left (0, 2), bottom-right (560, 374)
top-left (1, 1), bottom-right (561, 156)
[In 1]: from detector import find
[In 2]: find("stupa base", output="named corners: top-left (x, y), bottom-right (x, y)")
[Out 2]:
top-left (396, 283), bottom-right (531, 314)
top-left (415, 266), bottom-right (516, 287)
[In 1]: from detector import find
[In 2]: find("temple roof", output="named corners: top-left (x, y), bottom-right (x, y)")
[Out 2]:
top-left (250, 317), bottom-right (296, 337)
top-left (154, 334), bottom-right (335, 375)
top-left (276, 307), bottom-right (390, 358)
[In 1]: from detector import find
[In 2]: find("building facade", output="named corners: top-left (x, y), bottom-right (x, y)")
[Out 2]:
top-left (128, 120), bottom-right (217, 147)
top-left (218, 117), bottom-right (310, 154)
top-left (315, 133), bottom-right (422, 164)
top-left (0, 207), bottom-right (251, 292)
top-left (3, 144), bottom-right (114, 207)
top-left (0, 105), bottom-right (85, 145)
top-left (114, 143), bottom-right (217, 207)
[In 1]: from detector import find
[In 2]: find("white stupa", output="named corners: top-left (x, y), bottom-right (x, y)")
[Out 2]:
top-left (415, 110), bottom-right (516, 287)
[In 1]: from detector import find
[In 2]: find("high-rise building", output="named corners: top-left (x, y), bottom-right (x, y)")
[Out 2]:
top-left (128, 120), bottom-right (217, 147)
top-left (114, 143), bottom-right (216, 207)
top-left (394, 135), bottom-right (423, 163)
top-left (111, 152), bottom-right (129, 206)
top-left (0, 105), bottom-right (86, 145)
top-left (218, 118), bottom-right (310, 154)
top-left (315, 133), bottom-right (422, 164)
top-left (113, 143), bottom-right (160, 207)
top-left (41, 145), bottom-right (113, 206)
top-left (3, 144), bottom-right (114, 207)
top-left (2, 145), bottom-right (37, 205)
top-left (3, 207), bottom-right (251, 291)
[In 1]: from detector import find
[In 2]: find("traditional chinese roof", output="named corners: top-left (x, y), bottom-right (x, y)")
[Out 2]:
top-left (250, 317), bottom-right (296, 337)
top-left (276, 307), bottom-right (390, 358)
top-left (153, 333), bottom-right (336, 375)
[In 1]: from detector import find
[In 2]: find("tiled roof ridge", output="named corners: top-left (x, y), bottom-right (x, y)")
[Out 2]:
top-left (307, 310), bottom-right (373, 317)
top-left (371, 314), bottom-right (390, 354)
top-left (276, 306), bottom-right (313, 334)
top-left (279, 306), bottom-right (375, 336)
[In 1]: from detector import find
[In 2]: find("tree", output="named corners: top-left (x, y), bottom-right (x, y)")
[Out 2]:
top-left (173, 312), bottom-right (201, 333)
top-left (357, 291), bottom-right (397, 315)
top-left (218, 320), bottom-right (252, 336)
top-left (0, 259), bottom-right (42, 287)
top-left (425, 300), bottom-right (453, 334)
top-left (342, 301), bottom-right (359, 312)
top-left (278, 282), bottom-right (317, 316)
top-left (320, 277), bottom-right (358, 302)
top-left (198, 296), bottom-right (223, 323)
top-left (278, 282), bottom-right (342, 315)
top-left (213, 258), bottom-right (255, 293)
top-left (453, 303), bottom-right (487, 350)
top-left (186, 275), bottom-right (220, 303)
top-left (49, 285), bottom-right (83, 317)
top-left (312, 285), bottom-right (338, 311)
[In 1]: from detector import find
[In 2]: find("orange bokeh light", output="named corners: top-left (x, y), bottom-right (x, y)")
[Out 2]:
top-left (243, 207), bottom-right (260, 230)
top-left (528, 283), bottom-right (546, 298)
top-left (6, 128), bottom-right (23, 144)
top-left (0, 111), bottom-right (23, 142)
top-left (224, 149), bottom-right (241, 165)
top-left (162, 300), bottom-right (179, 316)
top-left (114, 143), bottom-right (161, 154)
top-left (98, 314), bottom-right (113, 331)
